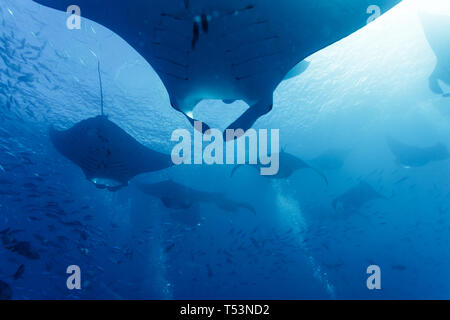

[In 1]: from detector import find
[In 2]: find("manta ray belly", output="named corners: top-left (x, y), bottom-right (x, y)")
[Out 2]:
top-left (33, 0), bottom-right (402, 111)
top-left (150, 2), bottom-right (287, 109)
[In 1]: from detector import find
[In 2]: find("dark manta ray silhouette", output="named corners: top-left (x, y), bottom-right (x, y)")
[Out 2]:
top-left (231, 151), bottom-right (328, 184)
top-left (33, 0), bottom-right (401, 137)
top-left (387, 136), bottom-right (449, 168)
top-left (135, 180), bottom-right (256, 215)
top-left (332, 181), bottom-right (384, 212)
top-left (50, 116), bottom-right (173, 191)
top-left (420, 12), bottom-right (450, 97)
top-left (50, 64), bottom-right (173, 191)
top-left (310, 148), bottom-right (350, 171)
top-left (0, 280), bottom-right (12, 300)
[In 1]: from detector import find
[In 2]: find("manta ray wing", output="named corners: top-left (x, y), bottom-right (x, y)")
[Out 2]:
top-left (50, 116), bottom-right (173, 189)
top-left (419, 12), bottom-right (450, 96)
top-left (34, 0), bottom-right (401, 132)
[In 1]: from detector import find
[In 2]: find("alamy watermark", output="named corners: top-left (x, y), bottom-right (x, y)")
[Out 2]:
top-left (171, 121), bottom-right (280, 176)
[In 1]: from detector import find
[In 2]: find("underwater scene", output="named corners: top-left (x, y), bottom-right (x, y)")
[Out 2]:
top-left (0, 0), bottom-right (450, 300)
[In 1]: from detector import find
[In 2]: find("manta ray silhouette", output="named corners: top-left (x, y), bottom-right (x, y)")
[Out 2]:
top-left (135, 179), bottom-right (256, 215)
top-left (310, 148), bottom-right (350, 171)
top-left (33, 0), bottom-right (401, 137)
top-left (230, 150), bottom-right (328, 185)
top-left (420, 12), bottom-right (450, 97)
top-left (387, 136), bottom-right (449, 168)
top-left (50, 64), bottom-right (173, 191)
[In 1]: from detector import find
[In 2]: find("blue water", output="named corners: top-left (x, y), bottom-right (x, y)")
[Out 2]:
top-left (1, 0), bottom-right (450, 299)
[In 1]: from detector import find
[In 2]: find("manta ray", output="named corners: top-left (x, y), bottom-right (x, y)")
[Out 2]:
top-left (332, 181), bottom-right (384, 212)
top-left (135, 179), bottom-right (256, 215)
top-left (387, 136), bottom-right (449, 168)
top-left (420, 12), bottom-right (450, 97)
top-left (50, 116), bottom-right (173, 191)
top-left (230, 150), bottom-right (328, 184)
top-left (33, 0), bottom-right (401, 137)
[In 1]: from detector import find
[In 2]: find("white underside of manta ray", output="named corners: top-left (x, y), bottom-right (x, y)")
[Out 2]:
top-left (33, 0), bottom-right (401, 135)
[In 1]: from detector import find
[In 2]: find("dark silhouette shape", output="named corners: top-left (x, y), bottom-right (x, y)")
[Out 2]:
top-left (420, 12), bottom-right (450, 96)
top-left (136, 179), bottom-right (256, 215)
top-left (387, 136), bottom-right (449, 168)
top-left (0, 281), bottom-right (12, 300)
top-left (231, 151), bottom-right (328, 184)
top-left (50, 116), bottom-right (173, 191)
top-left (332, 181), bottom-right (384, 212)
